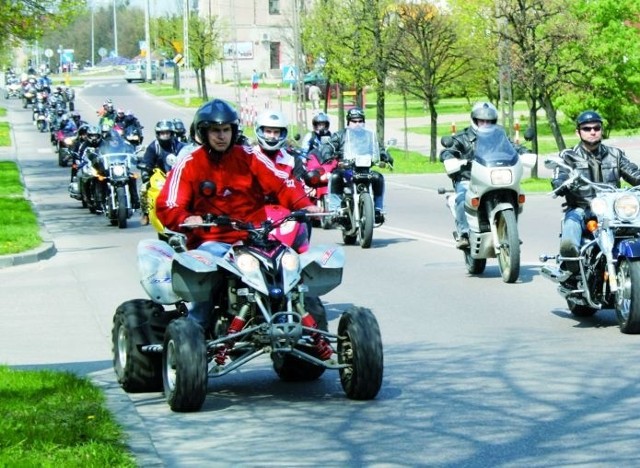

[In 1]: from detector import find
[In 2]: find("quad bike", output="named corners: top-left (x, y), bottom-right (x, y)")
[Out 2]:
top-left (112, 208), bottom-right (384, 412)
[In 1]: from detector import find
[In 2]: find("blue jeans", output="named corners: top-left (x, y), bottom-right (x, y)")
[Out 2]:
top-left (454, 181), bottom-right (470, 236)
top-left (187, 241), bottom-right (231, 328)
top-left (561, 207), bottom-right (587, 249)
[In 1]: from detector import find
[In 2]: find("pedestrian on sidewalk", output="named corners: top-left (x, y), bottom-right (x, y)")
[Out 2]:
top-left (251, 69), bottom-right (260, 97)
top-left (308, 84), bottom-right (322, 112)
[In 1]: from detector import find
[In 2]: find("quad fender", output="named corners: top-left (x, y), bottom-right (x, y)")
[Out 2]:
top-left (300, 244), bottom-right (345, 296)
top-left (171, 248), bottom-right (222, 302)
top-left (137, 239), bottom-right (180, 305)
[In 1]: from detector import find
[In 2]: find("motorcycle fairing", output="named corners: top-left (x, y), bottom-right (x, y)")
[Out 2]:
top-left (474, 126), bottom-right (519, 168)
top-left (615, 237), bottom-right (640, 259)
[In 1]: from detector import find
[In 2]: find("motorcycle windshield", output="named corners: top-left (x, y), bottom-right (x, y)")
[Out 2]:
top-left (343, 127), bottom-right (380, 166)
top-left (98, 133), bottom-right (136, 168)
top-left (474, 125), bottom-right (519, 167)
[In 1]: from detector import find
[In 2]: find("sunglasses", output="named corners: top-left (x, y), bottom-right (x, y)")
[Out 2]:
top-left (350, 119), bottom-right (364, 123)
top-left (580, 125), bottom-right (602, 132)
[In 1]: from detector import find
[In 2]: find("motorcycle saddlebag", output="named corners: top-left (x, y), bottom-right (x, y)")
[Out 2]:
top-left (137, 239), bottom-right (180, 305)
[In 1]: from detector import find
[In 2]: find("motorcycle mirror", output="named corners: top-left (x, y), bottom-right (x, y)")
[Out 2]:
top-left (524, 127), bottom-right (535, 141)
top-left (441, 136), bottom-right (454, 148)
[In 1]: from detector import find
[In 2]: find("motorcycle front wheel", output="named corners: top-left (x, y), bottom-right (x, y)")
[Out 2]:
top-left (116, 186), bottom-right (128, 229)
top-left (496, 210), bottom-right (520, 283)
top-left (338, 306), bottom-right (383, 400)
top-left (163, 318), bottom-right (208, 412)
top-left (615, 258), bottom-right (640, 334)
top-left (358, 194), bottom-right (374, 249)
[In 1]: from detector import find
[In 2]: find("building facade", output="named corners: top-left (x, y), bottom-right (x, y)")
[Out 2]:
top-left (199, 0), bottom-right (307, 82)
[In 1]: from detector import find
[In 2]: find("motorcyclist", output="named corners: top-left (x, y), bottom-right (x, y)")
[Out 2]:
top-left (172, 118), bottom-right (188, 143)
top-left (551, 110), bottom-right (640, 272)
top-left (77, 125), bottom-right (103, 204)
top-left (138, 119), bottom-right (185, 225)
top-left (301, 112), bottom-right (331, 154)
top-left (440, 101), bottom-right (512, 249)
top-left (155, 99), bottom-right (327, 361)
top-left (114, 108), bottom-right (127, 128)
top-left (98, 98), bottom-right (116, 126)
top-left (320, 107), bottom-right (390, 224)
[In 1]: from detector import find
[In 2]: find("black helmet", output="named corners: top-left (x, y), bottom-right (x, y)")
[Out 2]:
top-left (86, 125), bottom-right (101, 145)
top-left (576, 110), bottom-right (603, 128)
top-left (172, 118), bottom-right (187, 137)
top-left (312, 112), bottom-right (330, 130)
top-left (155, 119), bottom-right (174, 141)
top-left (193, 99), bottom-right (239, 151)
top-left (346, 107), bottom-right (365, 123)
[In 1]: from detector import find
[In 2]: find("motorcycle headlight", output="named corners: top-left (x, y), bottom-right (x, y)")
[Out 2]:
top-left (614, 194), bottom-right (640, 221)
top-left (490, 168), bottom-right (513, 185)
top-left (63, 137), bottom-right (75, 145)
top-left (237, 253), bottom-right (260, 274)
top-left (590, 197), bottom-right (608, 217)
top-left (281, 252), bottom-right (299, 272)
top-left (354, 155), bottom-right (372, 167)
top-left (112, 164), bottom-right (126, 177)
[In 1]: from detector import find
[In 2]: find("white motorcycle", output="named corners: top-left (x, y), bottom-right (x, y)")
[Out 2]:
top-left (438, 125), bottom-right (537, 283)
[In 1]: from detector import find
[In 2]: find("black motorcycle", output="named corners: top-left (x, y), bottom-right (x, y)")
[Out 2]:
top-left (85, 132), bottom-right (138, 228)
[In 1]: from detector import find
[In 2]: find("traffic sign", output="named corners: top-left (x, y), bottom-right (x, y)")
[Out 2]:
top-left (282, 65), bottom-right (297, 84)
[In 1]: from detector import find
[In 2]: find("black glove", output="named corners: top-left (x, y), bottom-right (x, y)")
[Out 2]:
top-left (141, 171), bottom-right (150, 184)
top-left (380, 151), bottom-right (390, 163)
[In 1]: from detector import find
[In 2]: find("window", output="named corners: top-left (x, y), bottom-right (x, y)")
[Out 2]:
top-left (269, 0), bottom-right (280, 15)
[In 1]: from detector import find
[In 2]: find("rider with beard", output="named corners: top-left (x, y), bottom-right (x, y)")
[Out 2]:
top-left (155, 99), bottom-right (327, 361)
top-left (551, 110), bottom-right (640, 273)
top-left (138, 119), bottom-right (185, 225)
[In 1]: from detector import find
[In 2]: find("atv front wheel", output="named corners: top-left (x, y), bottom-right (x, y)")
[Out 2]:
top-left (338, 306), bottom-right (383, 400)
top-left (163, 318), bottom-right (208, 412)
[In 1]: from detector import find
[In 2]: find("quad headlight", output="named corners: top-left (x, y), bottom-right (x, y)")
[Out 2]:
top-left (614, 194), bottom-right (640, 221)
top-left (281, 252), bottom-right (300, 272)
top-left (236, 253), bottom-right (260, 274)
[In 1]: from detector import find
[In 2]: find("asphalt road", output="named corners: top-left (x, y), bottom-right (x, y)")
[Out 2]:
top-left (2, 79), bottom-right (640, 467)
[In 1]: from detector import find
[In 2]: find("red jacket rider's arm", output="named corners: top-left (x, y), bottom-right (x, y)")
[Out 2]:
top-left (156, 155), bottom-right (197, 230)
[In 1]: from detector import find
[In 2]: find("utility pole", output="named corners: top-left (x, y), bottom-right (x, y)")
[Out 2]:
top-left (113, 0), bottom-right (119, 57)
top-left (145, 0), bottom-right (151, 82)
top-left (292, 0), bottom-right (307, 137)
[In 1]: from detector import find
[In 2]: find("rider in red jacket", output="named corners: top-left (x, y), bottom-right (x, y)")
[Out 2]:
top-left (156, 99), bottom-right (318, 249)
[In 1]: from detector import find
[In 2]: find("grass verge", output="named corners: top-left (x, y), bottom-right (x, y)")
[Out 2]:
top-left (0, 365), bottom-right (135, 466)
top-left (0, 161), bottom-right (42, 255)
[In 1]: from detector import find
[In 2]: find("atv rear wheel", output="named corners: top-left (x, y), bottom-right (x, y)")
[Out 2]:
top-left (338, 306), bottom-right (383, 400)
top-left (163, 318), bottom-right (208, 412)
top-left (112, 299), bottom-right (168, 393)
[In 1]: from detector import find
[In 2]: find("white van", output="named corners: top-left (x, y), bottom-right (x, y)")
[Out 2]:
top-left (124, 62), bottom-right (164, 83)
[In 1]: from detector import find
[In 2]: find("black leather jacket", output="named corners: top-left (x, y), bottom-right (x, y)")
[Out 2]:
top-left (551, 143), bottom-right (640, 209)
top-left (440, 125), bottom-right (529, 184)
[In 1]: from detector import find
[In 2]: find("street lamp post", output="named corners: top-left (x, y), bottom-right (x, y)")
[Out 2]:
top-left (113, 0), bottom-right (118, 57)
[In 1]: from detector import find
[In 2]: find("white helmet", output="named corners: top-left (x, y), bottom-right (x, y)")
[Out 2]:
top-left (255, 110), bottom-right (288, 151)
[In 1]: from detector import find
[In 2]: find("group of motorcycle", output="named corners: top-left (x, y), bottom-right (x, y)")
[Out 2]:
top-left (435, 123), bottom-right (640, 335)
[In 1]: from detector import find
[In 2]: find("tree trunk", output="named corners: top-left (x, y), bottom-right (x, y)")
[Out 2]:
top-left (540, 92), bottom-right (566, 151)
top-left (428, 99), bottom-right (438, 163)
top-left (200, 68), bottom-right (208, 102)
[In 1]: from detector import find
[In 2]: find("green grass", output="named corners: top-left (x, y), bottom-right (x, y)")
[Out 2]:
top-left (0, 161), bottom-right (42, 255)
top-left (0, 365), bottom-right (135, 466)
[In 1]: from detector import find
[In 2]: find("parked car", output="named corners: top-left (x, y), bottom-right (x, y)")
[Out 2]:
top-left (124, 62), bottom-right (165, 83)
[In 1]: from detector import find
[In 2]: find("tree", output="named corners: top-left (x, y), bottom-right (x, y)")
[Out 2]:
top-left (387, 2), bottom-right (475, 162)
top-left (555, 0), bottom-right (640, 134)
top-left (187, 14), bottom-right (222, 102)
top-left (0, 0), bottom-right (84, 46)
